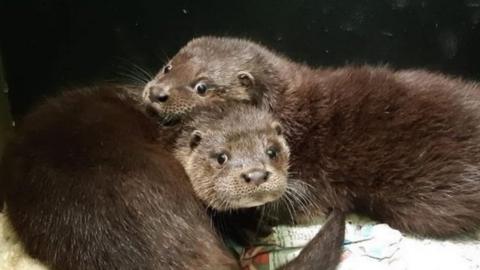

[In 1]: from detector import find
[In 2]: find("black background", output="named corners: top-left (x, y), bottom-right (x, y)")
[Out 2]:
top-left (1, 0), bottom-right (480, 119)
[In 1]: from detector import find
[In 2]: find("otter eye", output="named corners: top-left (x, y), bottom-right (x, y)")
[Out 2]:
top-left (195, 82), bottom-right (208, 95)
top-left (216, 153), bottom-right (228, 165)
top-left (266, 147), bottom-right (278, 159)
top-left (163, 64), bottom-right (172, 74)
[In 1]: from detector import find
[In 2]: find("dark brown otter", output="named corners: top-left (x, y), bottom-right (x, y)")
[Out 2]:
top-left (0, 84), bottom-right (344, 270)
top-left (143, 36), bottom-right (480, 266)
top-left (0, 84), bottom-right (239, 270)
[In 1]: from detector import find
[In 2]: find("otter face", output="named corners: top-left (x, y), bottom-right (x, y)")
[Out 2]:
top-left (143, 37), bottom-right (263, 119)
top-left (174, 105), bottom-right (289, 210)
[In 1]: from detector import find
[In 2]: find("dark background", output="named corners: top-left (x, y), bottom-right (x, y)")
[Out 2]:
top-left (1, 0), bottom-right (480, 119)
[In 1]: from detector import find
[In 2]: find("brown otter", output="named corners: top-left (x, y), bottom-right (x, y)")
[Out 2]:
top-left (0, 84), bottom-right (240, 270)
top-left (175, 103), bottom-right (346, 270)
top-left (174, 104), bottom-right (290, 210)
top-left (143, 36), bottom-right (480, 265)
top-left (0, 84), bottom-right (343, 270)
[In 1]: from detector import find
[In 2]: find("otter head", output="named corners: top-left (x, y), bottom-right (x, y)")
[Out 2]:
top-left (143, 36), bottom-right (288, 120)
top-left (174, 104), bottom-right (289, 210)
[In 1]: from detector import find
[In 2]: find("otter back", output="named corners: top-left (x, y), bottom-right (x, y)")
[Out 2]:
top-left (1, 85), bottom-right (238, 270)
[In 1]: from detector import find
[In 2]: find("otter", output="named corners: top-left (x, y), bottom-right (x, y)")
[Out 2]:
top-left (0, 84), bottom-right (343, 270)
top-left (143, 36), bottom-right (480, 266)
top-left (175, 103), bottom-right (346, 270)
top-left (174, 104), bottom-right (290, 210)
top-left (0, 84), bottom-right (239, 270)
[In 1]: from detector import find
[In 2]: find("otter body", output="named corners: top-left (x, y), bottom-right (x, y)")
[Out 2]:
top-left (1, 84), bottom-right (342, 270)
top-left (173, 103), bottom-right (345, 270)
top-left (144, 37), bottom-right (480, 238)
top-left (1, 85), bottom-right (238, 270)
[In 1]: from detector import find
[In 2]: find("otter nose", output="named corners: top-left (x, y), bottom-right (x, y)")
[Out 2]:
top-left (242, 169), bottom-right (271, 186)
top-left (148, 86), bottom-right (169, 102)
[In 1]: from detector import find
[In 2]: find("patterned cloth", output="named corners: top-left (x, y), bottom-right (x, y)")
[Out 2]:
top-left (230, 215), bottom-right (480, 270)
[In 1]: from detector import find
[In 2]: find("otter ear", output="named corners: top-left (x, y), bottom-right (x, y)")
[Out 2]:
top-left (237, 71), bottom-right (255, 87)
top-left (189, 130), bottom-right (203, 149)
top-left (271, 121), bottom-right (283, 136)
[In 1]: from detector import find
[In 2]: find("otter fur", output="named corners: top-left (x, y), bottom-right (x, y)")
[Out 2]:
top-left (0, 84), bottom-right (344, 270)
top-left (0, 85), bottom-right (239, 270)
top-left (143, 36), bottom-right (480, 267)
top-left (174, 104), bottom-right (290, 210)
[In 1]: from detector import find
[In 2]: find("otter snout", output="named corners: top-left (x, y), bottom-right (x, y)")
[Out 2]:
top-left (241, 169), bottom-right (271, 186)
top-left (148, 86), bottom-right (169, 103)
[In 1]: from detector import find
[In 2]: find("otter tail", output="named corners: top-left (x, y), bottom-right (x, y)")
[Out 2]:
top-left (281, 209), bottom-right (346, 270)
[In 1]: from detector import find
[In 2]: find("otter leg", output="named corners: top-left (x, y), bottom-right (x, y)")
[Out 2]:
top-left (280, 209), bottom-right (346, 270)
